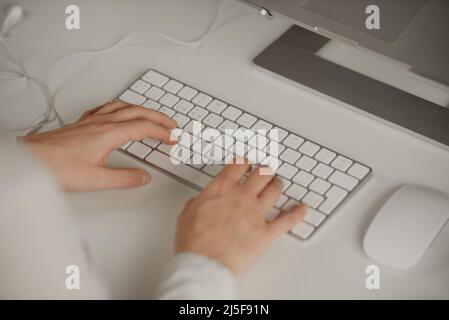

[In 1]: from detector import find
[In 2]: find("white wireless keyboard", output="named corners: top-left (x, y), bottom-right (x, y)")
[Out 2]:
top-left (118, 69), bottom-right (372, 240)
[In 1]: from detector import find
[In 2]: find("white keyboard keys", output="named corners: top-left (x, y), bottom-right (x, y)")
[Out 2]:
top-left (222, 106), bottom-right (242, 121)
top-left (145, 87), bottom-right (165, 101)
top-left (159, 93), bottom-right (180, 107)
top-left (348, 163), bottom-right (370, 180)
top-left (119, 90), bottom-right (146, 105)
top-left (303, 209), bottom-right (326, 227)
top-left (127, 142), bottom-right (152, 159)
top-left (146, 151), bottom-right (212, 189)
top-left (277, 163), bottom-right (298, 179)
top-left (163, 79), bottom-right (184, 94)
top-left (159, 106), bottom-right (175, 118)
top-left (319, 186), bottom-right (348, 215)
top-left (252, 119), bottom-right (272, 131)
top-left (142, 70), bottom-right (169, 87)
top-left (192, 93), bottom-right (213, 107)
top-left (142, 137), bottom-right (160, 148)
top-left (131, 80), bottom-right (151, 94)
top-left (120, 141), bottom-right (133, 151)
top-left (174, 100), bottom-right (194, 114)
top-left (189, 106), bottom-right (209, 121)
top-left (275, 194), bottom-right (288, 208)
top-left (202, 164), bottom-right (223, 177)
top-left (280, 148), bottom-right (301, 164)
top-left (302, 191), bottom-right (324, 209)
top-left (203, 113), bottom-right (224, 128)
top-left (172, 113), bottom-right (190, 128)
top-left (207, 100), bottom-right (227, 114)
top-left (329, 170), bottom-right (358, 191)
top-left (312, 163), bottom-right (334, 179)
top-left (237, 113), bottom-right (257, 128)
top-left (218, 120), bottom-right (239, 132)
top-left (309, 178), bottom-right (331, 195)
top-left (285, 184), bottom-right (307, 200)
top-left (293, 170), bottom-right (314, 187)
top-left (143, 99), bottom-right (161, 110)
top-left (314, 148), bottom-right (336, 164)
top-left (283, 134), bottom-right (304, 149)
top-left (178, 86), bottom-right (198, 101)
top-left (299, 141), bottom-right (320, 157)
top-left (296, 156), bottom-right (317, 172)
top-left (291, 221), bottom-right (315, 239)
top-left (331, 155), bottom-right (353, 172)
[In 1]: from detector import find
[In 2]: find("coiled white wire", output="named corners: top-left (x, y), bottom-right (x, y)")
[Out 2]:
top-left (0, 0), bottom-right (245, 134)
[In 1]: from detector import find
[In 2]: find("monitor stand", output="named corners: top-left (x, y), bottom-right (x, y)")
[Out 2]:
top-left (253, 26), bottom-right (449, 149)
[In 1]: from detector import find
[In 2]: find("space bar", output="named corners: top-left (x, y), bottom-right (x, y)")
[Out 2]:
top-left (145, 151), bottom-right (212, 189)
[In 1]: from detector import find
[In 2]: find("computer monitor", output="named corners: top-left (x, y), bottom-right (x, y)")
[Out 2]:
top-left (239, 0), bottom-right (449, 149)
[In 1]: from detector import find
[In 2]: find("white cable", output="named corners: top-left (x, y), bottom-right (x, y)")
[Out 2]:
top-left (0, 0), bottom-right (247, 134)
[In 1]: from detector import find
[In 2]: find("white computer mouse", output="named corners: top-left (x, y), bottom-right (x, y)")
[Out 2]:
top-left (363, 185), bottom-right (449, 269)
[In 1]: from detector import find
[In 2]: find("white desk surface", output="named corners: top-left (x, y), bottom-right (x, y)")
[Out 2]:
top-left (1, 0), bottom-right (449, 299)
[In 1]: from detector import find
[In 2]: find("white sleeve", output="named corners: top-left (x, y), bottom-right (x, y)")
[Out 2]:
top-left (156, 252), bottom-right (236, 300)
top-left (0, 132), bottom-right (108, 299)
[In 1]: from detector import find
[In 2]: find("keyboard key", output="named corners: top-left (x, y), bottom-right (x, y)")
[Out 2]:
top-left (119, 90), bottom-right (146, 105)
top-left (142, 70), bottom-right (169, 87)
top-left (301, 191), bottom-right (324, 209)
top-left (282, 199), bottom-right (299, 211)
top-left (271, 128), bottom-right (288, 142)
top-left (192, 93), bottom-right (213, 107)
top-left (178, 86), bottom-right (198, 101)
top-left (248, 134), bottom-right (268, 149)
top-left (331, 155), bottom-right (353, 172)
top-left (171, 146), bottom-right (192, 163)
top-left (145, 87), bottom-right (165, 101)
top-left (174, 100), bottom-right (194, 114)
top-left (265, 208), bottom-right (281, 222)
top-left (278, 177), bottom-right (291, 192)
top-left (218, 120), bottom-right (239, 132)
top-left (319, 186), bottom-right (348, 215)
top-left (275, 194), bottom-right (288, 208)
top-left (314, 148), bottom-right (336, 164)
top-left (178, 132), bottom-right (197, 148)
top-left (131, 80), bottom-right (151, 94)
top-left (159, 93), bottom-right (180, 107)
top-left (159, 106), bottom-right (175, 118)
top-left (303, 209), bottom-right (326, 227)
top-left (143, 99), bottom-right (161, 110)
top-left (146, 151), bottom-right (212, 189)
top-left (285, 184), bottom-right (307, 200)
top-left (172, 113), bottom-right (190, 128)
top-left (291, 221), bottom-right (315, 239)
top-left (309, 178), bottom-right (331, 195)
top-left (296, 156), bottom-right (317, 172)
top-left (142, 137), bottom-right (160, 148)
top-left (283, 134), bottom-right (304, 149)
top-left (203, 113), bottom-right (224, 128)
top-left (158, 143), bottom-right (177, 155)
top-left (312, 163), bottom-right (334, 179)
top-left (207, 99), bottom-right (227, 114)
top-left (277, 163), bottom-right (298, 179)
top-left (202, 164), bottom-right (223, 177)
top-left (299, 141), bottom-right (320, 157)
top-left (328, 170), bottom-right (359, 191)
top-left (185, 121), bottom-right (203, 135)
top-left (120, 141), bottom-right (133, 151)
top-left (293, 170), bottom-right (314, 187)
top-left (252, 119), bottom-right (272, 131)
top-left (163, 79), bottom-right (184, 94)
top-left (348, 163), bottom-right (370, 180)
top-left (237, 113), bottom-right (257, 128)
top-left (127, 142), bottom-right (152, 159)
top-left (246, 148), bottom-right (267, 164)
top-left (280, 148), bottom-right (301, 164)
top-left (189, 106), bottom-right (209, 121)
top-left (222, 106), bottom-right (242, 121)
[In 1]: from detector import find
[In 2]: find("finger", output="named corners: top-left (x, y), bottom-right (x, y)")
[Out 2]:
top-left (94, 100), bottom-right (131, 115)
top-left (266, 203), bottom-right (308, 239)
top-left (258, 177), bottom-right (283, 210)
top-left (210, 157), bottom-right (251, 185)
top-left (78, 105), bottom-right (105, 121)
top-left (242, 166), bottom-right (275, 196)
top-left (87, 167), bottom-right (151, 191)
top-left (106, 105), bottom-right (177, 129)
top-left (112, 119), bottom-right (174, 148)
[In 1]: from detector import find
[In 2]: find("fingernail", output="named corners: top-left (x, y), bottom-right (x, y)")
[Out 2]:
top-left (141, 173), bottom-right (150, 185)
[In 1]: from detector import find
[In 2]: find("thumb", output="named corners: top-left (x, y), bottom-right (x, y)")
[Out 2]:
top-left (91, 167), bottom-right (151, 190)
top-left (266, 204), bottom-right (308, 239)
